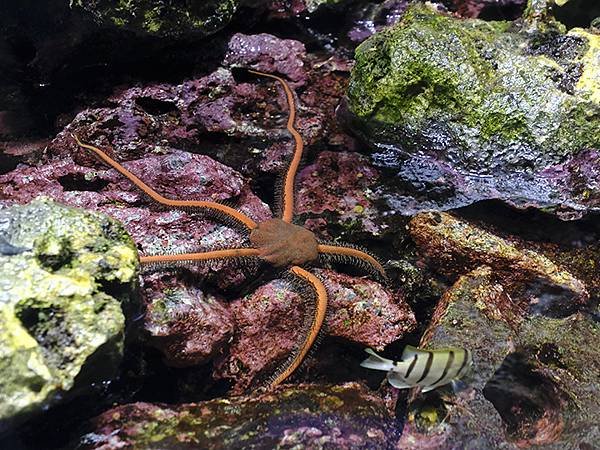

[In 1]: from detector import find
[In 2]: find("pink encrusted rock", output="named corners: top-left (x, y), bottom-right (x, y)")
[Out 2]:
top-left (296, 151), bottom-right (387, 236)
top-left (0, 151), bottom-right (270, 288)
top-left (224, 33), bottom-right (308, 84)
top-left (214, 269), bottom-right (415, 393)
top-left (142, 272), bottom-right (234, 367)
top-left (315, 269), bottom-right (416, 348)
top-left (78, 383), bottom-right (397, 450)
top-left (40, 32), bottom-right (354, 186)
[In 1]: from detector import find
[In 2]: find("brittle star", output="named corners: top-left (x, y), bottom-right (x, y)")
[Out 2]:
top-left (73, 69), bottom-right (387, 388)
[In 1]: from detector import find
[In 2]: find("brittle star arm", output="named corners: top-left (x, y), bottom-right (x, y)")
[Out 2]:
top-left (72, 134), bottom-right (257, 230)
top-left (248, 70), bottom-right (303, 224)
top-left (317, 243), bottom-right (387, 281)
top-left (139, 247), bottom-right (260, 265)
top-left (270, 265), bottom-right (327, 387)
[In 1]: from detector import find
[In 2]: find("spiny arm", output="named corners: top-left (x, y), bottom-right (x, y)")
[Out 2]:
top-left (139, 248), bottom-right (260, 265)
top-left (317, 243), bottom-right (387, 281)
top-left (269, 265), bottom-right (327, 387)
top-left (72, 134), bottom-right (257, 230)
top-left (248, 70), bottom-right (303, 224)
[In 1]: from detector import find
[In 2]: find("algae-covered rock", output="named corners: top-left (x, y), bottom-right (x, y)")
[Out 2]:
top-left (71, 0), bottom-right (239, 36)
top-left (346, 3), bottom-right (600, 218)
top-left (408, 212), bottom-right (589, 314)
top-left (398, 266), bottom-right (600, 449)
top-left (0, 197), bottom-right (138, 430)
top-left (78, 382), bottom-right (397, 449)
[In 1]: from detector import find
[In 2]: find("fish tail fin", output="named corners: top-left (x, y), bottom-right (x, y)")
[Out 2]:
top-left (360, 348), bottom-right (395, 372)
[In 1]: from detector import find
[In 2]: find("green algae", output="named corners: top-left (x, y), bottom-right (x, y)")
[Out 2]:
top-left (71, 0), bottom-right (239, 37)
top-left (0, 197), bottom-right (138, 426)
top-left (79, 383), bottom-right (394, 449)
top-left (348, 3), bottom-right (600, 170)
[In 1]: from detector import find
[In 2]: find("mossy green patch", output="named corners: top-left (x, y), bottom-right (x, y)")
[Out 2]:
top-left (0, 197), bottom-right (138, 426)
top-left (72, 0), bottom-right (239, 37)
top-left (348, 3), bottom-right (600, 171)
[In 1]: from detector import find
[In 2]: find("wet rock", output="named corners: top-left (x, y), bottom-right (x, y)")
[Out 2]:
top-left (142, 271), bottom-right (234, 368)
top-left (345, 3), bottom-right (600, 219)
top-left (448, 0), bottom-right (527, 19)
top-left (296, 151), bottom-right (387, 236)
top-left (78, 382), bottom-right (397, 450)
top-left (0, 151), bottom-right (270, 288)
top-left (224, 32), bottom-right (308, 83)
top-left (71, 0), bottom-right (239, 37)
top-left (347, 0), bottom-right (410, 43)
top-left (408, 212), bottom-right (589, 315)
top-left (0, 197), bottom-right (137, 431)
top-left (398, 266), bottom-right (600, 450)
top-left (397, 266), bottom-right (519, 449)
top-left (215, 269), bottom-right (415, 393)
top-left (42, 31), bottom-right (347, 178)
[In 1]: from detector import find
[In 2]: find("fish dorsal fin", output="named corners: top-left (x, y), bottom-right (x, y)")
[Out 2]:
top-left (401, 345), bottom-right (427, 361)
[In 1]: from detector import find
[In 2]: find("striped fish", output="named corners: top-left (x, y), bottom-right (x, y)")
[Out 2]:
top-left (361, 345), bottom-right (473, 392)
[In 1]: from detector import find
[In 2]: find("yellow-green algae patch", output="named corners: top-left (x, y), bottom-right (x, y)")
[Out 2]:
top-left (0, 197), bottom-right (138, 426)
top-left (71, 0), bottom-right (239, 37)
top-left (348, 3), bottom-right (600, 169)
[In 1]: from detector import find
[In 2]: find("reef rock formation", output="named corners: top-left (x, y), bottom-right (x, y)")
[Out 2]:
top-left (78, 382), bottom-right (398, 450)
top-left (71, 0), bottom-right (239, 37)
top-left (397, 266), bottom-right (600, 450)
top-left (214, 270), bottom-right (416, 393)
top-left (345, 3), bottom-right (600, 219)
top-left (0, 197), bottom-right (137, 431)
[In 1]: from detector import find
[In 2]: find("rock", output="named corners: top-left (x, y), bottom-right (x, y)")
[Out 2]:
top-left (397, 267), bottom-right (520, 450)
top-left (215, 269), bottom-right (415, 393)
top-left (347, 1), bottom-right (409, 43)
top-left (397, 266), bottom-right (600, 450)
top-left (142, 271), bottom-right (234, 368)
top-left (449, 0), bottom-right (527, 19)
top-left (0, 151), bottom-right (270, 289)
top-left (345, 3), bottom-right (600, 219)
top-left (43, 32), bottom-right (348, 178)
top-left (296, 151), bottom-right (387, 236)
top-left (77, 382), bottom-right (398, 450)
top-left (224, 33), bottom-right (308, 83)
top-left (408, 212), bottom-right (589, 315)
top-left (71, 0), bottom-right (240, 37)
top-left (0, 197), bottom-right (137, 431)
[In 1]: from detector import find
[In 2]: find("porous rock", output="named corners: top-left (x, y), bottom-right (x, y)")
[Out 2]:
top-left (215, 269), bottom-right (415, 393)
top-left (78, 382), bottom-right (397, 450)
top-left (0, 197), bottom-right (137, 431)
top-left (346, 3), bottom-right (600, 219)
top-left (408, 212), bottom-right (589, 315)
top-left (397, 266), bottom-right (600, 450)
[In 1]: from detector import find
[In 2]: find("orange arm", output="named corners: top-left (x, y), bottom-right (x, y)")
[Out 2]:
top-left (248, 70), bottom-right (303, 223)
top-left (72, 134), bottom-right (257, 230)
top-left (140, 248), bottom-right (260, 265)
top-left (317, 243), bottom-right (387, 280)
top-left (269, 265), bottom-right (327, 387)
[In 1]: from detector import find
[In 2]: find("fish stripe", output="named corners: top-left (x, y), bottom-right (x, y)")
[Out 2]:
top-left (456, 349), bottom-right (470, 377)
top-left (430, 350), bottom-right (454, 387)
top-left (416, 351), bottom-right (434, 383)
top-left (405, 355), bottom-right (418, 378)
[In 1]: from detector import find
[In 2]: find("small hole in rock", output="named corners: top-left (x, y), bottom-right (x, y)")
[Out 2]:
top-left (58, 174), bottom-right (110, 192)
top-left (135, 97), bottom-right (178, 116)
top-left (483, 352), bottom-right (565, 447)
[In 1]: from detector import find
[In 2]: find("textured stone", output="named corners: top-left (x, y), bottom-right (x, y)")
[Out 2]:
top-left (0, 197), bottom-right (137, 431)
top-left (71, 0), bottom-right (240, 37)
top-left (408, 212), bottom-right (589, 315)
top-left (78, 383), bottom-right (398, 450)
top-left (397, 266), bottom-right (600, 450)
top-left (215, 270), bottom-right (415, 393)
top-left (345, 3), bottom-right (600, 218)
